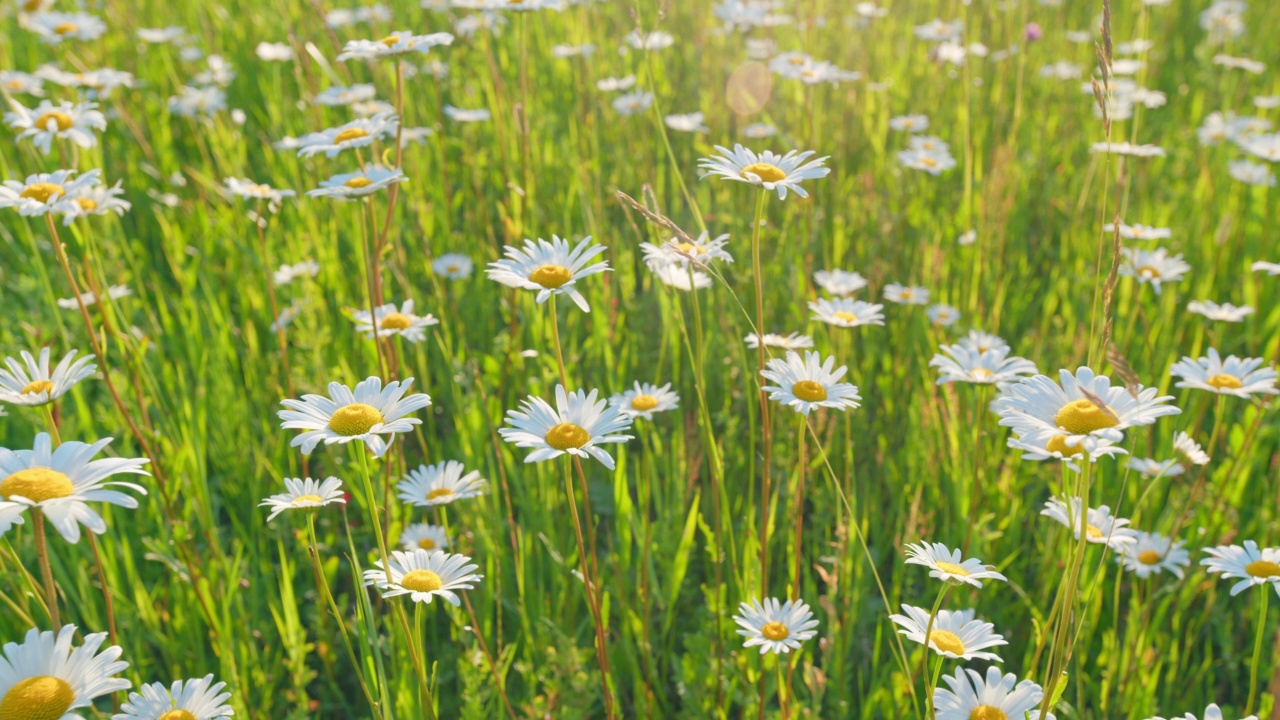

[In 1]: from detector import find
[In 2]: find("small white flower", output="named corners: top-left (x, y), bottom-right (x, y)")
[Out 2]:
top-left (609, 382), bottom-right (680, 421)
top-left (596, 75), bottom-right (636, 92)
top-left (651, 263), bottom-right (712, 290)
top-left (664, 111), bottom-right (709, 133)
top-left (0, 168), bottom-right (102, 217)
top-left (113, 674), bottom-right (234, 720)
top-left (1041, 497), bottom-right (1138, 550)
top-left (745, 333), bottom-right (814, 350)
top-left (884, 283), bottom-right (930, 305)
top-left (398, 460), bottom-right (487, 507)
top-left (640, 232), bottom-right (733, 269)
top-left (930, 344), bottom-right (1037, 386)
top-left (296, 112), bottom-right (398, 158)
top-left (1127, 457), bottom-right (1184, 478)
top-left (1104, 222), bottom-right (1171, 241)
top-left (889, 114), bottom-right (929, 132)
top-left (486, 235), bottom-right (610, 312)
top-left (256, 41), bottom-right (295, 62)
top-left (733, 597), bottom-right (819, 655)
top-left (225, 178), bottom-right (295, 203)
top-left (890, 605), bottom-right (1006, 661)
top-left (168, 86), bottom-right (227, 117)
top-left (1090, 141), bottom-right (1165, 157)
top-left (399, 522), bottom-right (449, 552)
top-left (1201, 540), bottom-right (1280, 597)
top-left (1252, 260), bottom-right (1280, 276)
top-left (611, 91), bottom-right (654, 116)
top-left (351, 299), bottom-right (439, 343)
top-left (927, 303), bottom-right (961, 326)
top-left (444, 105), bottom-right (492, 123)
top-left (260, 477), bottom-right (345, 522)
top-left (5, 100), bottom-right (106, 154)
top-left (1170, 348), bottom-right (1278, 398)
top-left (433, 253), bottom-right (474, 279)
top-left (0, 348), bottom-right (96, 406)
top-left (904, 541), bottom-right (1006, 588)
top-left (1116, 531), bottom-right (1190, 579)
top-left (27, 11), bottom-right (107, 44)
top-left (624, 30), bottom-right (674, 51)
top-left (307, 166), bottom-right (406, 200)
top-left (0, 626), bottom-right (130, 719)
top-left (1173, 431), bottom-right (1210, 466)
top-left (500, 386), bottom-right (633, 469)
top-left (277, 377), bottom-right (431, 457)
top-left (337, 31), bottom-right (454, 61)
top-left (698, 144), bottom-right (831, 200)
top-left (364, 549), bottom-right (483, 606)
top-left (1187, 300), bottom-right (1254, 322)
top-left (1229, 160), bottom-right (1276, 187)
top-left (761, 350), bottom-right (861, 416)
top-left (933, 666), bottom-right (1047, 720)
top-left (273, 260), bottom-right (319, 285)
top-left (313, 84), bottom-right (377, 107)
top-left (1119, 247), bottom-right (1190, 294)
top-left (809, 297), bottom-right (885, 328)
top-left (813, 269), bottom-right (867, 295)
top-left (57, 284), bottom-right (131, 310)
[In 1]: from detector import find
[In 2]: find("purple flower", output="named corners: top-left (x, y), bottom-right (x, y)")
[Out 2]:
top-left (1025, 22), bottom-right (1043, 42)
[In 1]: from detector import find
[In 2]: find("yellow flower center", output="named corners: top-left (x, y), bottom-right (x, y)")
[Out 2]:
top-left (935, 561), bottom-right (969, 577)
top-left (379, 36), bottom-right (401, 46)
top-left (6, 80), bottom-right (22, 89)
top-left (528, 264), bottom-right (573, 289)
top-left (379, 312), bottom-right (413, 330)
top-left (400, 569), bottom-right (444, 592)
top-left (921, 156), bottom-right (938, 167)
top-left (0, 468), bottom-right (75, 503)
top-left (0, 676), bottom-right (76, 720)
top-left (19, 183), bottom-right (65, 203)
top-left (327, 403), bottom-right (384, 436)
top-left (791, 380), bottom-right (828, 403)
top-left (22, 0), bottom-right (43, 11)
top-left (158, 710), bottom-right (198, 720)
top-left (20, 379), bottom-right (55, 395)
top-left (1206, 373), bottom-right (1243, 390)
top-left (1246, 561), bottom-right (1280, 579)
top-left (1137, 550), bottom-right (1162, 565)
top-left (929, 630), bottom-right (965, 656)
top-left (788, 56), bottom-right (806, 65)
top-left (1086, 524), bottom-right (1103, 539)
top-left (1136, 265), bottom-right (1161, 279)
top-left (969, 368), bottom-right (993, 381)
top-left (53, 22), bottom-right (78, 35)
top-left (741, 162), bottom-right (787, 183)
top-left (333, 127), bottom-right (370, 144)
top-left (446, 265), bottom-right (459, 273)
top-left (34, 112), bottom-right (74, 131)
top-left (293, 494), bottom-right (324, 505)
top-left (417, 537), bottom-right (437, 550)
top-left (545, 423), bottom-right (589, 450)
top-left (1045, 435), bottom-right (1084, 457)
top-left (968, 707), bottom-right (1008, 720)
top-left (1054, 398), bottom-right (1118, 435)
top-left (75, 198), bottom-right (98, 212)
top-left (630, 395), bottom-right (659, 411)
top-left (344, 177), bottom-right (373, 189)
top-left (426, 488), bottom-right (453, 501)
top-left (760, 621), bottom-right (790, 641)
top-left (834, 311), bottom-right (859, 324)
top-left (675, 242), bottom-right (705, 255)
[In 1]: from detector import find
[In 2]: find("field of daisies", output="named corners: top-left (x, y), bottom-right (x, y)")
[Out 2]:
top-left (2, 0), bottom-right (1280, 718)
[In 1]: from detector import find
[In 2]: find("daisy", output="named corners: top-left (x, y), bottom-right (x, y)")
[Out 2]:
top-left (745, 332), bottom-right (814, 349)
top-left (0, 71), bottom-right (44, 96)
top-left (273, 260), bottom-right (319, 285)
top-left (1117, 531), bottom-right (1190, 579)
top-left (59, 179), bottom-right (131, 225)
top-left (1173, 431), bottom-right (1211, 466)
top-left (443, 105), bottom-right (492, 123)
top-left (167, 86), bottom-right (227, 117)
top-left (1170, 349), bottom-right (1278, 398)
top-left (609, 382), bottom-right (680, 421)
top-left (624, 30), bottom-right (674, 51)
top-left (744, 123), bottom-right (776, 138)
top-left (1009, 429), bottom-right (1127, 471)
top-left (1104, 222), bottom-right (1171, 241)
top-left (664, 112), bottom-right (709, 133)
top-left (0, 348), bottom-right (96, 406)
top-left (596, 75), bottom-right (637, 92)
top-left (884, 283), bottom-right (930, 305)
top-left (928, 304), bottom-right (961, 326)
top-left (904, 541), bottom-right (1007, 588)
top-left (653, 265), bottom-right (713, 291)
top-left (397, 460), bottom-right (487, 507)
top-left (640, 232), bottom-right (733, 269)
top-left (0, 169), bottom-right (101, 217)
top-left (225, 178), bottom-right (295, 203)
top-left (351, 299), bottom-right (439, 343)
top-left (1187, 300), bottom-right (1254, 322)
top-left (277, 376), bottom-right (431, 457)
top-left (313, 84), bottom-right (377, 106)
top-left (0, 433), bottom-right (149, 543)
top-left (27, 11), bottom-right (107, 44)
top-left (57, 284), bottom-right (131, 309)
top-left (0, 626), bottom-right (129, 720)
top-left (1202, 541), bottom-right (1280, 597)
top-left (958, 330), bottom-right (1009, 355)
top-left (256, 42), bottom-right (295, 62)
top-left (1127, 457), bottom-right (1184, 478)
top-left (337, 31), bottom-right (454, 61)
top-left (733, 597), bottom-right (819, 655)
top-left (500, 386), bottom-right (633, 469)
top-left (995, 367), bottom-right (1180, 446)
top-left (1144, 705), bottom-right (1257, 720)
top-left (271, 304), bottom-right (302, 334)
top-left (761, 351), bottom-right (861, 416)
top-left (5, 100), bottom-right (106, 155)
top-left (698, 144), bottom-right (831, 200)
top-left (1228, 160), bottom-right (1276, 187)
top-left (1090, 141), bottom-right (1165, 157)
top-left (930, 344), bottom-right (1037, 386)
top-left (813, 269), bottom-right (867, 295)
top-left (1252, 261), bottom-right (1280, 276)
top-left (296, 113), bottom-right (398, 159)
top-left (113, 674), bottom-right (234, 720)
top-left (809, 298), bottom-right (886, 328)
top-left (433, 253), bottom-right (474, 279)
top-left (307, 166), bottom-right (406, 200)
top-left (486, 235), bottom-right (609, 312)
top-left (889, 114), bottom-right (929, 132)
top-left (1119, 247), bottom-right (1190, 294)
top-left (399, 522), bottom-right (449, 552)
top-left (889, 606), bottom-right (1007, 661)
top-left (260, 476), bottom-right (346, 522)
top-left (611, 92), bottom-right (654, 116)
top-left (364, 549), bottom-right (483, 606)
top-left (933, 666), bottom-right (1046, 720)
top-left (898, 146), bottom-right (957, 174)
top-left (1041, 497), bottom-right (1138, 550)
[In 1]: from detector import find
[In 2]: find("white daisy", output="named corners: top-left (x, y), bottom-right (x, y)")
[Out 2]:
top-left (1009, 429), bottom-right (1127, 472)
top-left (273, 260), bottom-right (320, 286)
top-left (640, 232), bottom-right (733, 269)
top-left (1187, 300), bottom-right (1254, 322)
top-left (433, 253), bottom-right (473, 279)
top-left (0, 626), bottom-right (129, 719)
top-left (904, 541), bottom-right (1007, 588)
top-left (995, 367), bottom-right (1180, 446)
top-left (813, 269), bottom-right (868, 295)
top-left (1116, 531), bottom-right (1190, 579)
top-left (313, 84), bottom-right (377, 106)
top-left (957, 330), bottom-right (1009, 355)
top-left (0, 169), bottom-right (102, 217)
top-left (933, 666), bottom-right (1047, 720)
top-left (1173, 431), bottom-right (1211, 466)
top-left (809, 298), bottom-right (886, 328)
top-left (745, 332), bottom-right (814, 349)
top-left (743, 123), bottom-right (776, 138)
top-left (889, 605), bottom-right (1007, 662)
top-left (698, 144), bottom-right (831, 200)
top-left (168, 86), bottom-right (227, 117)
top-left (59, 179), bottom-right (131, 225)
top-left (610, 91), bottom-right (653, 116)
top-left (1127, 457), bottom-right (1184, 478)
top-left (884, 283), bottom-right (930, 305)
top-left (397, 460), bottom-right (487, 507)
top-left (135, 25), bottom-right (185, 43)
top-left (277, 377), bottom-right (431, 457)
top-left (5, 100), bottom-right (106, 155)
top-left (664, 112), bottom-right (709, 133)
top-left (1228, 160), bottom-right (1276, 187)
top-left (733, 597), bottom-right (819, 655)
top-left (399, 522), bottom-right (449, 552)
top-left (0, 433), bottom-right (149, 543)
top-left (596, 75), bottom-right (637, 92)
top-left (1202, 540), bottom-right (1280, 597)
top-left (0, 71), bottom-right (44, 96)
top-left (336, 31), bottom-right (454, 61)
top-left (500, 386), bottom-right (633, 469)
top-left (761, 350), bottom-right (861, 416)
top-left (928, 304), bottom-right (961, 326)
top-left (1041, 497), bottom-right (1138, 550)
top-left (307, 166), bottom-right (406, 200)
top-left (1170, 348), bottom-right (1278, 398)
top-left (652, 263), bottom-right (712, 291)
top-left (1090, 141), bottom-right (1165, 157)
top-left (296, 113), bottom-right (398, 158)
top-left (486, 235), bottom-right (610, 312)
top-left (259, 476), bottom-right (346, 522)
top-left (1144, 705), bottom-right (1256, 720)
top-left (27, 11), bottom-right (107, 44)
top-left (443, 105), bottom-right (492, 123)
top-left (623, 30), bottom-right (674, 51)
top-left (365, 549), bottom-right (482, 606)
top-left (57, 284), bottom-right (131, 309)
top-left (898, 146), bottom-right (957, 174)
top-left (256, 42), bottom-right (295, 62)
top-left (113, 674), bottom-right (234, 720)
top-left (0, 348), bottom-right (96, 406)
top-left (930, 344), bottom-right (1037, 386)
top-left (889, 114), bottom-right (929, 132)
top-left (225, 178), bottom-right (295, 203)
top-left (609, 382), bottom-right (680, 421)
top-left (352, 299), bottom-right (439, 343)
top-left (1103, 222), bottom-right (1171, 241)
top-left (1119, 247), bottom-right (1190, 294)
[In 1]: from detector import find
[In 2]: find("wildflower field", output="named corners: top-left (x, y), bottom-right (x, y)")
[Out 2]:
top-left (2, 0), bottom-right (1280, 717)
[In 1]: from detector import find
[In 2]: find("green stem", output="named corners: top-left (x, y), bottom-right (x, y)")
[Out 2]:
top-left (1247, 587), bottom-right (1270, 716)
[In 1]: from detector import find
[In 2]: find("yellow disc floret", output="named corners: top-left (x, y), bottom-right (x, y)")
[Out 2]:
top-left (929, 630), bottom-right (965, 656)
top-left (0, 468), bottom-right (75, 503)
top-left (630, 395), bottom-right (659, 411)
top-left (528, 264), bottom-right (573, 289)
top-left (1206, 374), bottom-right (1243, 390)
top-left (328, 403), bottom-right (384, 436)
top-left (400, 569), bottom-right (443, 593)
top-left (34, 112), bottom-right (73, 131)
top-left (760, 621), bottom-right (789, 641)
top-left (19, 183), bottom-right (65, 204)
top-left (1054, 398), bottom-right (1119, 435)
top-left (791, 380), bottom-right (828, 403)
top-left (545, 423), bottom-right (589, 451)
top-left (0, 675), bottom-right (76, 720)
top-left (741, 162), bottom-right (786, 183)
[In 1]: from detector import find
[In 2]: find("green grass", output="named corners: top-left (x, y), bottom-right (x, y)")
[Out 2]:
top-left (1, 0), bottom-right (1279, 717)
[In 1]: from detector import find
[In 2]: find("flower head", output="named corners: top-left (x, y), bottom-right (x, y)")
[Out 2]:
top-left (486, 236), bottom-right (609, 312)
top-left (890, 605), bottom-right (1006, 661)
top-left (278, 377), bottom-right (431, 457)
top-left (761, 351), bottom-right (861, 416)
top-left (352, 299), bottom-right (439, 343)
top-left (609, 382), bottom-right (680, 421)
top-left (365, 549), bottom-right (483, 605)
top-left (698, 144), bottom-right (830, 200)
top-left (5, 100), bottom-right (106, 154)
top-left (397, 461), bottom-right (487, 507)
top-left (1202, 541), bottom-right (1280, 597)
top-left (0, 626), bottom-right (129, 719)
top-left (500, 386), bottom-right (633, 469)
top-left (260, 477), bottom-right (346, 522)
top-left (904, 541), bottom-right (1007, 588)
top-left (1170, 348), bottom-right (1278, 398)
top-left (113, 674), bottom-right (234, 720)
top-left (0, 348), bottom-right (96, 406)
top-left (733, 597), bottom-right (819, 654)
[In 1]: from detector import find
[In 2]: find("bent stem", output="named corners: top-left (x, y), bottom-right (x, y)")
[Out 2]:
top-left (306, 516), bottom-right (378, 714)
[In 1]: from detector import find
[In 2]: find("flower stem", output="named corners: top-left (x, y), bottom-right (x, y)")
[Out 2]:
top-left (751, 188), bottom-right (773, 598)
top-left (1247, 587), bottom-right (1270, 716)
top-left (561, 457), bottom-right (616, 719)
top-left (356, 448), bottom-right (394, 584)
top-left (32, 509), bottom-right (60, 629)
top-left (919, 583), bottom-right (952, 719)
top-left (306, 516), bottom-right (378, 714)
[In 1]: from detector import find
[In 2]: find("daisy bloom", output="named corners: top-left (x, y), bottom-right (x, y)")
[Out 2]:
top-left (733, 597), bottom-right (819, 655)
top-left (933, 666), bottom-right (1047, 720)
top-left (500, 386), bottom-right (633, 469)
top-left (1143, 705), bottom-right (1256, 720)
top-left (0, 348), bottom-right (96, 406)
top-left (889, 114), bottom-right (929, 132)
top-left (609, 382), bottom-right (680, 421)
top-left (1009, 429), bottom-right (1127, 471)
top-left (1119, 247), bottom-right (1190, 294)
top-left (5, 100), bottom-right (106, 154)
top-left (611, 92), bottom-right (653, 116)
top-left (0, 169), bottom-right (101, 217)
top-left (59, 179), bottom-right (130, 225)
top-left (307, 166), bottom-right (406, 200)
top-left (0, 433), bottom-right (149, 543)
top-left (364, 549), bottom-right (482, 606)
top-left (640, 232), bottom-right (733, 269)
top-left (904, 541), bottom-right (1007, 588)
top-left (277, 376), bottom-right (431, 457)
top-left (0, 626), bottom-right (129, 720)
top-left (168, 86), bottom-right (226, 117)
top-left (433, 253), bottom-right (473, 279)
top-left (296, 112), bottom-right (398, 158)
top-left (698, 144), bottom-right (831, 200)
top-left (1117, 531), bottom-right (1190, 579)
top-left (443, 105), bottom-right (492, 123)
top-left (761, 351), bottom-right (861, 416)
top-left (27, 11), bottom-right (107, 43)
top-left (1041, 497), bottom-right (1138, 550)
top-left (596, 75), bottom-right (637, 92)
top-left (931, 344), bottom-right (1037, 386)
top-left (1202, 541), bottom-right (1280, 597)
top-left (57, 284), bottom-right (130, 309)
top-left (889, 606), bottom-right (1007, 661)
top-left (624, 30), bottom-right (674, 51)
top-left (256, 42), bottom-right (295, 62)
top-left (225, 178), bottom-right (295, 203)
top-left (1187, 300), bottom-right (1254, 322)
top-left (813, 269), bottom-right (867, 296)
top-left (809, 298), bottom-right (886, 328)
top-left (958, 330), bottom-right (1009, 355)
top-left (1170, 348), bottom-right (1278, 398)
top-left (653, 264), bottom-right (712, 291)
top-left (397, 461), bottom-right (487, 507)
top-left (337, 31), bottom-right (454, 61)
top-left (928, 304), bottom-right (961, 326)
top-left (1090, 141), bottom-right (1165, 157)
top-left (313, 84), bottom-right (377, 106)
top-left (1252, 261), bottom-right (1280, 276)
top-left (273, 260), bottom-right (319, 286)
top-left (113, 674), bottom-right (234, 720)
top-left (995, 367), bottom-right (1180, 446)
top-left (884, 283), bottom-right (930, 305)
top-left (745, 332), bottom-right (814, 349)
top-left (1104, 222), bottom-right (1171, 241)
top-left (399, 522), bottom-right (449, 552)
top-left (260, 476), bottom-right (346, 522)
top-left (1127, 457), bottom-right (1184, 478)
top-left (1173, 431), bottom-right (1211, 466)
top-left (352, 299), bottom-right (439, 343)
top-left (664, 112), bottom-right (709, 133)
top-left (486, 235), bottom-right (609, 312)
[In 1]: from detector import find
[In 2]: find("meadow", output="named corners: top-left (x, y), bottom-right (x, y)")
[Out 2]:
top-left (1, 0), bottom-right (1279, 718)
